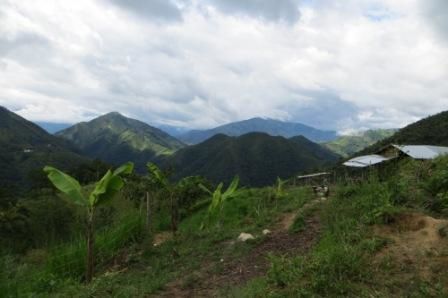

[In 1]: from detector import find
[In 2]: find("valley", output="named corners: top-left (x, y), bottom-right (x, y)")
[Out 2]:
top-left (2, 106), bottom-right (448, 297)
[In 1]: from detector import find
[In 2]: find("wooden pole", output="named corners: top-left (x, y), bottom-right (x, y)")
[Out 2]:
top-left (146, 191), bottom-right (151, 231)
top-left (86, 209), bottom-right (95, 283)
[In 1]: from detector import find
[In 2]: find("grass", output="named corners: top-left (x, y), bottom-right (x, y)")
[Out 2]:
top-left (31, 188), bottom-right (312, 297)
top-left (6, 157), bottom-right (448, 297)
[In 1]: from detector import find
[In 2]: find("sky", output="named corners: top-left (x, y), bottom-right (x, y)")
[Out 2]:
top-left (0, 0), bottom-right (447, 134)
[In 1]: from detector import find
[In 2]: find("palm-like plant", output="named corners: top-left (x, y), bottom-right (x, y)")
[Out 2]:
top-left (274, 177), bottom-right (288, 199)
top-left (146, 163), bottom-right (178, 234)
top-left (43, 162), bottom-right (133, 283)
top-left (199, 176), bottom-right (239, 229)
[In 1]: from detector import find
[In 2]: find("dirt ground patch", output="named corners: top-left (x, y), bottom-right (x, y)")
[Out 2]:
top-left (374, 212), bottom-right (448, 286)
top-left (155, 201), bottom-right (322, 297)
top-left (153, 231), bottom-right (173, 247)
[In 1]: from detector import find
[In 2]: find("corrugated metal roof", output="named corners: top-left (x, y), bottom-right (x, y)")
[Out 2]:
top-left (393, 145), bottom-right (448, 159)
top-left (343, 154), bottom-right (390, 168)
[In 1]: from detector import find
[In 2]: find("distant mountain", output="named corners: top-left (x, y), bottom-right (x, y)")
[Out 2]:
top-left (324, 129), bottom-right (397, 157)
top-left (57, 112), bottom-right (185, 170)
top-left (361, 111), bottom-right (448, 154)
top-left (178, 117), bottom-right (338, 144)
top-left (163, 132), bottom-right (340, 187)
top-left (0, 107), bottom-right (88, 191)
top-left (156, 124), bottom-right (190, 138)
top-left (35, 122), bottom-right (72, 134)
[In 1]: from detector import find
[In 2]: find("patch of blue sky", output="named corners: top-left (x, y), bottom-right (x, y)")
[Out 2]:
top-left (364, 5), bottom-right (399, 22)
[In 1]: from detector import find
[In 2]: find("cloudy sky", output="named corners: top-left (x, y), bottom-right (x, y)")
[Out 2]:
top-left (0, 0), bottom-right (447, 133)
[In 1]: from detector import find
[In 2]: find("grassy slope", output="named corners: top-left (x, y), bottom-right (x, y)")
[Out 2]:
top-left (57, 112), bottom-right (185, 171)
top-left (2, 186), bottom-right (314, 297)
top-left (361, 110), bottom-right (448, 154)
top-left (324, 129), bottom-right (397, 157)
top-left (4, 157), bottom-right (448, 297)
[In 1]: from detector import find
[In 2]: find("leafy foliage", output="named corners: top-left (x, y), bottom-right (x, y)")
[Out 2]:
top-left (199, 176), bottom-right (240, 229)
top-left (43, 162), bottom-right (134, 282)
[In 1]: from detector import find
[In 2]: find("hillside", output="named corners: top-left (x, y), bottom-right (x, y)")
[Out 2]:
top-left (0, 106), bottom-right (88, 190)
top-left (57, 112), bottom-right (185, 170)
top-left (361, 111), bottom-right (448, 154)
top-left (164, 132), bottom-right (340, 186)
top-left (324, 129), bottom-right (397, 157)
top-left (178, 117), bottom-right (337, 144)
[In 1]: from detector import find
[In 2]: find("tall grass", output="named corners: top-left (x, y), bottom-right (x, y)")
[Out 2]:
top-left (2, 212), bottom-right (144, 297)
top-left (45, 212), bottom-right (144, 280)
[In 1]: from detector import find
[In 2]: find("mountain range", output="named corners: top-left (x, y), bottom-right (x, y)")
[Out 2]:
top-left (177, 117), bottom-right (338, 144)
top-left (56, 112), bottom-right (185, 171)
top-left (0, 107), bottom-right (88, 191)
top-left (35, 122), bottom-right (72, 134)
top-left (163, 132), bottom-right (340, 186)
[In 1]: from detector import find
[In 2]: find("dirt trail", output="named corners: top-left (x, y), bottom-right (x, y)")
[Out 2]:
top-left (155, 198), bottom-right (324, 297)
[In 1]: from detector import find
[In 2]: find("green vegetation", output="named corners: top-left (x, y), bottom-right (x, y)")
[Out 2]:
top-left (2, 107), bottom-right (448, 297)
top-left (44, 162), bottom-right (134, 282)
top-left (0, 106), bottom-right (89, 192)
top-left (199, 175), bottom-right (239, 229)
top-left (324, 129), bottom-right (397, 157)
top-left (362, 110), bottom-right (448, 154)
top-left (165, 132), bottom-right (340, 187)
top-left (56, 112), bottom-right (185, 171)
top-left (1, 178), bottom-right (313, 297)
top-left (236, 157), bottom-right (448, 297)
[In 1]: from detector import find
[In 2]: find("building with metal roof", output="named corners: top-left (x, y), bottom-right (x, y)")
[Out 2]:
top-left (343, 144), bottom-right (448, 168)
top-left (343, 155), bottom-right (391, 168)
top-left (392, 145), bottom-right (448, 159)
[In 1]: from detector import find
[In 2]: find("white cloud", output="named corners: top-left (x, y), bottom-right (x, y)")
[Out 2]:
top-left (0, 0), bottom-right (447, 132)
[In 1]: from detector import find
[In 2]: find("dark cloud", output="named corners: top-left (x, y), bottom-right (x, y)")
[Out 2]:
top-left (207, 0), bottom-right (301, 24)
top-left (282, 89), bottom-right (359, 130)
top-left (108, 0), bottom-right (182, 22)
top-left (422, 0), bottom-right (448, 41)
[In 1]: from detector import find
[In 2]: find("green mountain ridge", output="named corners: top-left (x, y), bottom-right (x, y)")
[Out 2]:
top-left (360, 111), bottom-right (448, 155)
top-left (56, 112), bottom-right (185, 171)
top-left (179, 117), bottom-right (338, 144)
top-left (324, 129), bottom-right (397, 157)
top-left (164, 132), bottom-right (340, 187)
top-left (0, 106), bottom-right (89, 190)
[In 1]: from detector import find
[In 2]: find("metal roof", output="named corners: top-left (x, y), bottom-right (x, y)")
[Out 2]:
top-left (393, 145), bottom-right (448, 159)
top-left (343, 154), bottom-right (391, 168)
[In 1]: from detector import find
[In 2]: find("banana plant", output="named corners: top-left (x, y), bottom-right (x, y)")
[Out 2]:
top-left (199, 176), bottom-right (239, 229)
top-left (274, 177), bottom-right (288, 199)
top-left (146, 163), bottom-right (178, 234)
top-left (43, 162), bottom-right (133, 283)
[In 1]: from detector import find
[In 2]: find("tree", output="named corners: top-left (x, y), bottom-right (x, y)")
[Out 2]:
top-left (43, 162), bottom-right (133, 283)
top-left (199, 176), bottom-right (239, 229)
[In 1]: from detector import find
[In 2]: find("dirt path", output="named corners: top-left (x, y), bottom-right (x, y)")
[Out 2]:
top-left (155, 199), bottom-right (323, 297)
